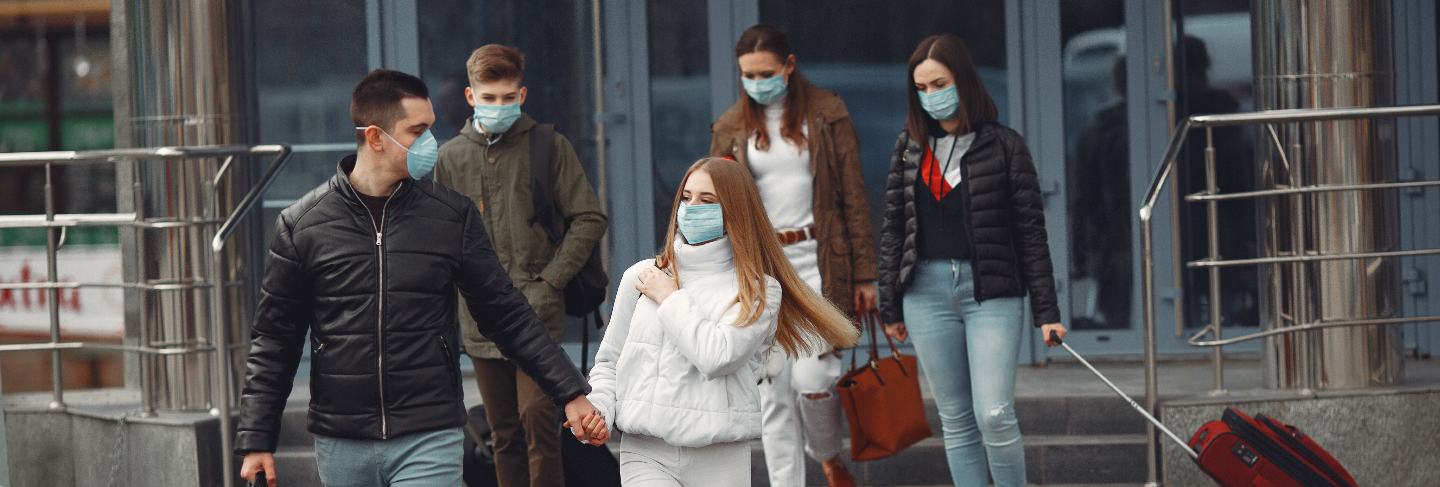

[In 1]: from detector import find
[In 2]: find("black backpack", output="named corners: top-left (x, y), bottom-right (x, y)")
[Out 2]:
top-left (528, 125), bottom-right (609, 371)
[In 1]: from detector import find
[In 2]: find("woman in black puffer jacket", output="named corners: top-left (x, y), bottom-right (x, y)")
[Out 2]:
top-left (876, 34), bottom-right (1065, 487)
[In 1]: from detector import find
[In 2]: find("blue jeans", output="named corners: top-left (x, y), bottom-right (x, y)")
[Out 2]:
top-left (314, 428), bottom-right (463, 486)
top-left (902, 260), bottom-right (1027, 487)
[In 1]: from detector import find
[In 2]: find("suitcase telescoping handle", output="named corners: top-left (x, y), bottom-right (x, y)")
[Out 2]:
top-left (1050, 331), bottom-right (1198, 459)
top-left (248, 471), bottom-right (266, 487)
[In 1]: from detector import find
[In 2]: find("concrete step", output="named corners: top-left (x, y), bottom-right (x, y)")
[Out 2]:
top-left (263, 433), bottom-right (1146, 487)
top-left (274, 394), bottom-right (1150, 449)
top-left (763, 435), bottom-right (1148, 486)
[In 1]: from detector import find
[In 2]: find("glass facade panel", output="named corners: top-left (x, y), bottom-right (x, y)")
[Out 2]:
top-left (1176, 0), bottom-right (1259, 329)
top-left (647, 0), bottom-right (710, 246)
top-left (759, 0), bottom-right (1008, 242)
top-left (1062, 0), bottom-right (1129, 330)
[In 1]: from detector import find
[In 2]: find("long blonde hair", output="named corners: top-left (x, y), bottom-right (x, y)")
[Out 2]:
top-left (656, 158), bottom-right (859, 356)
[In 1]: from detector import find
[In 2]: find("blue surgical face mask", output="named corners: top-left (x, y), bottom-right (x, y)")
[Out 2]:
top-left (742, 74), bottom-right (788, 106)
top-left (361, 126), bottom-right (440, 179)
top-left (676, 201), bottom-right (725, 244)
top-left (918, 85), bottom-right (960, 121)
top-left (474, 102), bottom-right (522, 134)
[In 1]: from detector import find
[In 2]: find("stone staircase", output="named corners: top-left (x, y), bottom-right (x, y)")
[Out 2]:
top-left (265, 392), bottom-right (1152, 486)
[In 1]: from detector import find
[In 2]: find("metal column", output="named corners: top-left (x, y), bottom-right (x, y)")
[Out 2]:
top-left (1253, 0), bottom-right (1405, 389)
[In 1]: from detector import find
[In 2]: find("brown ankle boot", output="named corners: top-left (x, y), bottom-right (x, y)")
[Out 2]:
top-left (822, 457), bottom-right (856, 487)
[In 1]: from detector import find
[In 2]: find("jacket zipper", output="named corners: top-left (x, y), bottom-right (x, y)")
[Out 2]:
top-left (959, 150), bottom-right (980, 298)
top-left (438, 336), bottom-right (458, 385)
top-left (361, 182), bottom-right (400, 439)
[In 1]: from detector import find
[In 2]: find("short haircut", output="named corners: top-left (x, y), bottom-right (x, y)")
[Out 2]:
top-left (466, 44), bottom-right (525, 85)
top-left (351, 69), bottom-right (429, 144)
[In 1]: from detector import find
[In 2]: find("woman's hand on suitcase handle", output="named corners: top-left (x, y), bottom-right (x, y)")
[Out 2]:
top-left (1042, 323), bottom-right (1067, 347)
top-left (884, 322), bottom-right (908, 342)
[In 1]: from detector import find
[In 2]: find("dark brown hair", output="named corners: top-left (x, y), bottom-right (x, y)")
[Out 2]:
top-left (351, 69), bottom-right (429, 144)
top-left (905, 34), bottom-right (997, 139)
top-left (466, 44), bottom-right (525, 85)
top-left (735, 25), bottom-right (811, 151)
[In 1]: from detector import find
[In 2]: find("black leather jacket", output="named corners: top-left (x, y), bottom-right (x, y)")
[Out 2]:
top-left (878, 123), bottom-right (1061, 327)
top-left (235, 155), bottom-right (588, 454)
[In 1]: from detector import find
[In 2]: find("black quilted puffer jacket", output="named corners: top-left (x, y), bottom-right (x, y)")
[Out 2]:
top-left (877, 123), bottom-right (1061, 327)
top-left (234, 155), bottom-right (588, 454)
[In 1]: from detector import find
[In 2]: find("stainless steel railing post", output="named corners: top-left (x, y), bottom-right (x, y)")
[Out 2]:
top-left (1203, 127), bottom-right (1225, 394)
top-left (44, 162), bottom-right (65, 411)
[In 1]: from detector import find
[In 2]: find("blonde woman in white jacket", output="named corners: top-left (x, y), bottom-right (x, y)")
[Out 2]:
top-left (577, 158), bottom-right (859, 487)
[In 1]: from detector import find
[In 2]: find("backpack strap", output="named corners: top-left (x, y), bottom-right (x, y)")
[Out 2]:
top-left (528, 124), bottom-right (562, 243)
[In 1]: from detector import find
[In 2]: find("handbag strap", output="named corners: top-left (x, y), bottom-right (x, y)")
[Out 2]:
top-left (869, 311), bottom-right (911, 377)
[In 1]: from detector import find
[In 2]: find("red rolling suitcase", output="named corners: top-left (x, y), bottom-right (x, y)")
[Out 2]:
top-left (1050, 332), bottom-right (1357, 487)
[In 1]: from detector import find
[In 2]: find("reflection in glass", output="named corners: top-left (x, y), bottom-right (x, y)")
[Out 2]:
top-left (418, 0), bottom-right (597, 170)
top-left (648, 0), bottom-right (710, 246)
top-left (760, 0), bottom-right (1007, 242)
top-left (1176, 2), bottom-right (1258, 329)
top-left (1062, 0), bottom-right (1129, 330)
top-left (255, 0), bottom-right (369, 203)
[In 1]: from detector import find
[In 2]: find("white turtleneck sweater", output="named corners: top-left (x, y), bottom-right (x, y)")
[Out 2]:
top-left (587, 237), bottom-right (782, 447)
top-left (747, 102), bottom-right (822, 291)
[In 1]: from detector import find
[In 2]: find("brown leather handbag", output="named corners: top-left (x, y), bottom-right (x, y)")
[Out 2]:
top-left (836, 313), bottom-right (932, 461)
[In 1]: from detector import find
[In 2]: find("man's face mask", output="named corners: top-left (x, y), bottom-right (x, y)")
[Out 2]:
top-left (358, 126), bottom-right (439, 179)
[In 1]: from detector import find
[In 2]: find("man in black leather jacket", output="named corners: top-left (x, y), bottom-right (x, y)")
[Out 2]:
top-left (236, 70), bottom-right (599, 487)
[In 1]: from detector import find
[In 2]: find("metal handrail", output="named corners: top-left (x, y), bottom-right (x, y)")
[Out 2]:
top-left (1185, 180), bottom-right (1440, 202)
top-left (1138, 103), bottom-right (1440, 484)
top-left (0, 214), bottom-right (225, 229)
top-left (1187, 248), bottom-right (1440, 268)
top-left (1188, 315), bottom-right (1440, 347)
top-left (0, 144), bottom-right (292, 487)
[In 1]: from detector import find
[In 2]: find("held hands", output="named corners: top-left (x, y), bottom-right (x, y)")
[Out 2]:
top-left (563, 412), bottom-right (611, 446)
top-left (562, 396), bottom-right (610, 446)
top-left (636, 266), bottom-right (679, 304)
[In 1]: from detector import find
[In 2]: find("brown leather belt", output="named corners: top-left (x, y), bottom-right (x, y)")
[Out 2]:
top-left (775, 227), bottom-right (816, 246)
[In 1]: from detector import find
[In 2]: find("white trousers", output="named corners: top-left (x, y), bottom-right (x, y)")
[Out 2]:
top-left (617, 434), bottom-right (751, 487)
top-left (759, 239), bottom-right (847, 487)
top-left (759, 350), bottom-right (846, 487)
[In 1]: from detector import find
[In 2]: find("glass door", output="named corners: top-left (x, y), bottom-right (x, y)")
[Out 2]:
top-left (1038, 0), bottom-right (1263, 358)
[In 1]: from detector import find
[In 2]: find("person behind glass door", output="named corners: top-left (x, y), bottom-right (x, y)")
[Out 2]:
top-left (577, 157), bottom-right (860, 487)
top-left (876, 35), bottom-right (1067, 487)
top-left (708, 24), bottom-right (876, 487)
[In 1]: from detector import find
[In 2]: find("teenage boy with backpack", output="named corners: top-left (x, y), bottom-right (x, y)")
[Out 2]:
top-left (435, 44), bottom-right (608, 487)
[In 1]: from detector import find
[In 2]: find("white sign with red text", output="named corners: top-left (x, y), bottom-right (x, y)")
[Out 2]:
top-left (0, 245), bottom-right (124, 337)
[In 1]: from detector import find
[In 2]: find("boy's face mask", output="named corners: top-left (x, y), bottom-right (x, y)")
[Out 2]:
top-left (474, 102), bottom-right (522, 134)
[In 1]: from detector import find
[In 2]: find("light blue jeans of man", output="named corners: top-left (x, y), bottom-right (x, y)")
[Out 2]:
top-left (902, 260), bottom-right (1027, 487)
top-left (313, 427), bottom-right (463, 486)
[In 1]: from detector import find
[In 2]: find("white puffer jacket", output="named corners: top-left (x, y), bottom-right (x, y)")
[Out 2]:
top-left (586, 237), bottom-right (780, 448)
